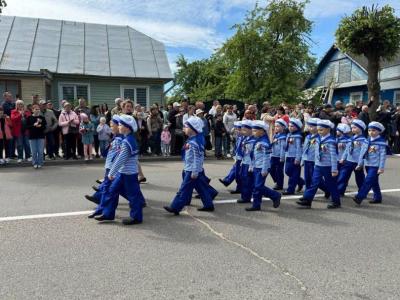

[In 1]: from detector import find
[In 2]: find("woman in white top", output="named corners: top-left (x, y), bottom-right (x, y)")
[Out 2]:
top-left (223, 105), bottom-right (237, 157)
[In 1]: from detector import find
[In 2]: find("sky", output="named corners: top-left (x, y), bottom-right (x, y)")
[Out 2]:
top-left (4, 0), bottom-right (400, 75)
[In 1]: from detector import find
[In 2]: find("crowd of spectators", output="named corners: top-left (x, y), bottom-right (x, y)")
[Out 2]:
top-left (1, 91), bottom-right (400, 167)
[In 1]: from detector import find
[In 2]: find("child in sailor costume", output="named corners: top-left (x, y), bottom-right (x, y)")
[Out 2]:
top-left (283, 118), bottom-right (305, 195)
top-left (337, 119), bottom-right (367, 195)
top-left (164, 116), bottom-right (214, 215)
top-left (353, 122), bottom-right (388, 205)
top-left (245, 121), bottom-right (281, 211)
top-left (94, 115), bottom-right (145, 225)
top-left (237, 120), bottom-right (257, 204)
top-left (219, 121), bottom-right (243, 194)
top-left (336, 123), bottom-right (352, 172)
top-left (270, 119), bottom-right (287, 191)
top-left (297, 119), bottom-right (341, 209)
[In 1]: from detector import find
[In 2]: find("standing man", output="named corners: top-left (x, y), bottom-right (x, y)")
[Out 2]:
top-left (168, 102), bottom-right (180, 155)
top-left (1, 92), bottom-right (15, 117)
top-left (39, 100), bottom-right (58, 159)
top-left (47, 102), bottom-right (62, 157)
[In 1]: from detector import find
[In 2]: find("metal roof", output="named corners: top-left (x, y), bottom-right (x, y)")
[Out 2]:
top-left (0, 15), bottom-right (173, 80)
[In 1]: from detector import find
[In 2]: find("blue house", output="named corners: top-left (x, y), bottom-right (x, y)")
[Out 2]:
top-left (304, 45), bottom-right (400, 106)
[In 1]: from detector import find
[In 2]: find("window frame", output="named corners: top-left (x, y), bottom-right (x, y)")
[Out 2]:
top-left (349, 91), bottom-right (363, 104)
top-left (120, 85), bottom-right (150, 110)
top-left (58, 82), bottom-right (91, 106)
top-left (393, 90), bottom-right (400, 106)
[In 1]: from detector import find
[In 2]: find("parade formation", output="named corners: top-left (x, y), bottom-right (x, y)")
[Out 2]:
top-left (85, 114), bottom-right (389, 225)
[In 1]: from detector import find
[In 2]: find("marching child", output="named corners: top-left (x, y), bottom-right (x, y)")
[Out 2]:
top-left (270, 119), bottom-right (287, 191)
top-left (219, 121), bottom-right (243, 194)
top-left (79, 113), bottom-right (95, 161)
top-left (336, 123), bottom-right (351, 171)
top-left (301, 118), bottom-right (320, 189)
top-left (337, 119), bottom-right (367, 195)
top-left (297, 119), bottom-right (341, 209)
top-left (283, 118), bottom-right (305, 195)
top-left (161, 124), bottom-right (171, 157)
top-left (353, 122), bottom-right (387, 205)
top-left (237, 120), bottom-right (256, 204)
top-left (164, 116), bottom-right (214, 215)
top-left (246, 120), bottom-right (281, 211)
top-left (97, 116), bottom-right (112, 158)
top-left (85, 115), bottom-right (123, 208)
top-left (94, 115), bottom-right (145, 225)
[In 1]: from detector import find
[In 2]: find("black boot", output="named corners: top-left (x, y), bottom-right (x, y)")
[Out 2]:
top-left (353, 197), bottom-right (362, 205)
top-left (273, 194), bottom-right (281, 208)
top-left (94, 215), bottom-right (114, 221)
top-left (273, 185), bottom-right (283, 191)
top-left (230, 190), bottom-right (241, 194)
top-left (296, 199), bottom-right (312, 208)
top-left (237, 199), bottom-right (251, 204)
top-left (122, 218), bottom-right (142, 225)
top-left (369, 200), bottom-right (382, 204)
top-left (92, 185), bottom-right (99, 192)
top-left (87, 211), bottom-right (101, 219)
top-left (197, 206), bottom-right (215, 212)
top-left (282, 191), bottom-right (294, 195)
top-left (218, 178), bottom-right (229, 187)
top-left (85, 195), bottom-right (99, 205)
top-left (164, 206), bottom-right (179, 215)
top-left (245, 207), bottom-right (260, 211)
top-left (327, 202), bottom-right (341, 209)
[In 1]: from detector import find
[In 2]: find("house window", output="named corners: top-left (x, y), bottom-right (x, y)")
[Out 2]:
top-left (394, 90), bottom-right (400, 106)
top-left (0, 80), bottom-right (21, 99)
top-left (59, 83), bottom-right (90, 104)
top-left (349, 92), bottom-right (363, 104)
top-left (120, 85), bottom-right (149, 109)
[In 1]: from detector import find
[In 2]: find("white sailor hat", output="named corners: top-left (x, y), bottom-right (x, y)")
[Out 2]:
top-left (306, 118), bottom-right (320, 127)
top-left (234, 121), bottom-right (242, 128)
top-left (241, 120), bottom-right (253, 129)
top-left (289, 118), bottom-right (303, 130)
top-left (111, 115), bottom-right (121, 124)
top-left (336, 123), bottom-right (351, 134)
top-left (184, 116), bottom-right (203, 134)
top-left (351, 119), bottom-right (366, 131)
top-left (252, 120), bottom-right (269, 132)
top-left (275, 118), bottom-right (288, 128)
top-left (317, 119), bottom-right (334, 129)
top-left (119, 114), bottom-right (138, 132)
top-left (368, 121), bottom-right (385, 133)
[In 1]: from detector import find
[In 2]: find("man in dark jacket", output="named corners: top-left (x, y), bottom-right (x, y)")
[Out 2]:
top-left (168, 102), bottom-right (180, 155)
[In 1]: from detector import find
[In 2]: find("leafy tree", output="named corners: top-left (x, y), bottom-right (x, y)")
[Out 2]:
top-left (336, 5), bottom-right (400, 120)
top-left (220, 0), bottom-right (315, 104)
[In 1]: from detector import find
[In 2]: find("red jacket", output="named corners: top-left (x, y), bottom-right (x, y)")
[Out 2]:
top-left (0, 116), bottom-right (12, 140)
top-left (11, 109), bottom-right (31, 137)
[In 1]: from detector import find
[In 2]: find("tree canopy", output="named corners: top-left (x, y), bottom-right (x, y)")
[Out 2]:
top-left (172, 0), bottom-right (316, 105)
top-left (336, 5), bottom-right (400, 119)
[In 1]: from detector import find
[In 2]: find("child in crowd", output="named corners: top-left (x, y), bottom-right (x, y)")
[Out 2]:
top-left (97, 116), bottom-right (112, 158)
top-left (237, 120), bottom-right (256, 204)
top-left (164, 116), bottom-right (214, 215)
top-left (26, 104), bottom-right (47, 169)
top-left (86, 115), bottom-right (122, 207)
top-left (270, 119), bottom-right (287, 190)
top-left (79, 113), bottom-right (95, 161)
top-left (353, 122), bottom-right (387, 205)
top-left (0, 107), bottom-right (12, 165)
top-left (337, 119), bottom-right (367, 195)
top-left (336, 123), bottom-right (351, 172)
top-left (246, 120), bottom-right (281, 211)
top-left (219, 121), bottom-right (243, 194)
top-left (95, 115), bottom-right (145, 225)
top-left (161, 124), bottom-right (171, 157)
top-left (283, 118), bottom-right (305, 195)
top-left (297, 119), bottom-right (340, 209)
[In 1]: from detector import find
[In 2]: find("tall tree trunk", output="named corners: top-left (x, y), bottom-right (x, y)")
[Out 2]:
top-left (366, 53), bottom-right (380, 121)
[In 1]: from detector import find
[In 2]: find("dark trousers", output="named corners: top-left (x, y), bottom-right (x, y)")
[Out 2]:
top-left (0, 139), bottom-right (11, 159)
top-left (304, 160), bottom-right (327, 192)
top-left (170, 171), bottom-right (214, 212)
top-left (149, 131), bottom-right (161, 155)
top-left (337, 161), bottom-right (365, 195)
top-left (53, 128), bottom-right (61, 156)
top-left (101, 173), bottom-right (144, 221)
top-left (77, 135), bottom-right (84, 157)
top-left (222, 160), bottom-right (242, 191)
top-left (252, 168), bottom-right (281, 208)
top-left (93, 134), bottom-right (100, 156)
top-left (356, 166), bottom-right (382, 201)
top-left (270, 156), bottom-right (285, 188)
top-left (215, 136), bottom-right (223, 157)
top-left (45, 132), bottom-right (55, 158)
top-left (240, 164), bottom-right (254, 202)
top-left (285, 157), bottom-right (305, 193)
top-left (303, 166), bottom-right (340, 204)
top-left (64, 133), bottom-right (77, 159)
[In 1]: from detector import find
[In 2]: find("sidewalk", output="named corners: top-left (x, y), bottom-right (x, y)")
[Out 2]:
top-left (0, 151), bottom-right (220, 168)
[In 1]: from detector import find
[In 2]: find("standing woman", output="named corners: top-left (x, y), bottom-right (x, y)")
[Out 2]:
top-left (11, 100), bottom-right (31, 163)
top-left (26, 103), bottom-right (47, 168)
top-left (90, 105), bottom-right (101, 158)
top-left (223, 105), bottom-right (237, 157)
top-left (59, 102), bottom-right (80, 160)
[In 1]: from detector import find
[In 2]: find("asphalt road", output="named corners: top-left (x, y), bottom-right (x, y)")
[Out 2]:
top-left (1, 157), bottom-right (400, 299)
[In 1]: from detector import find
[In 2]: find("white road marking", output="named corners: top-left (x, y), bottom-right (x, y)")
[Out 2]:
top-left (1, 188), bottom-right (400, 223)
